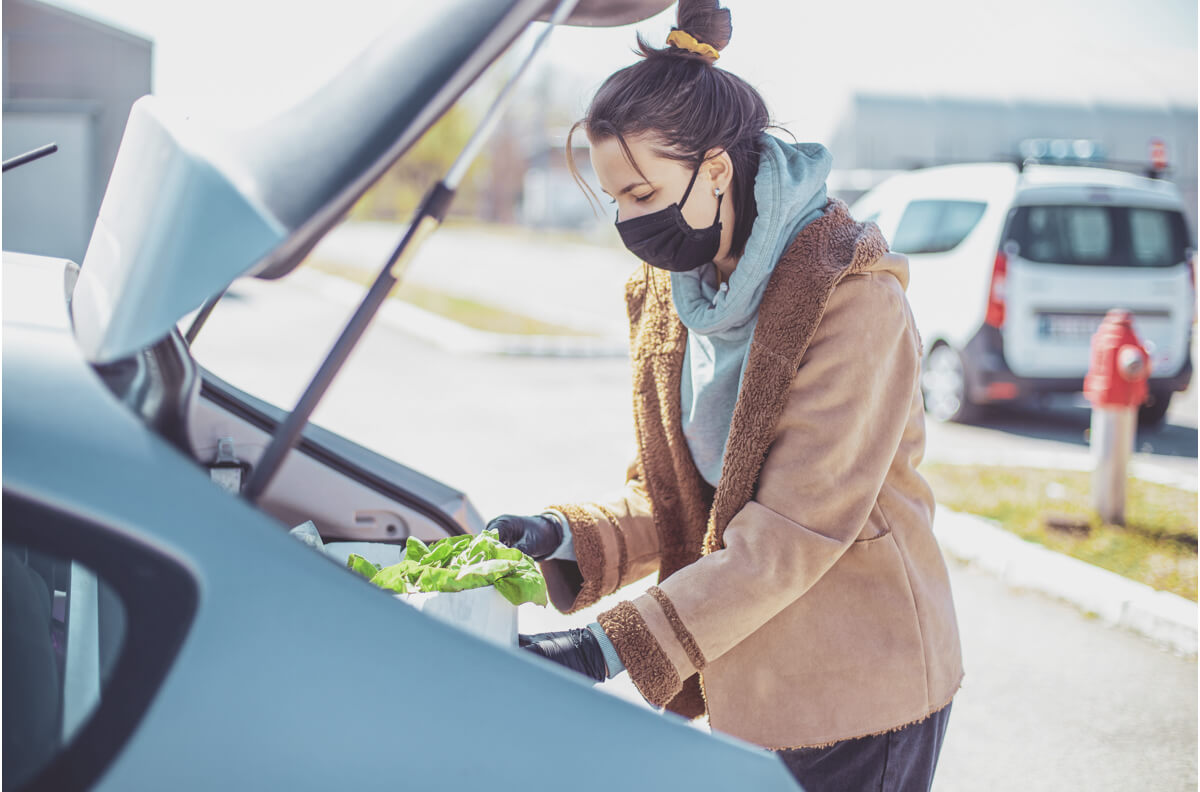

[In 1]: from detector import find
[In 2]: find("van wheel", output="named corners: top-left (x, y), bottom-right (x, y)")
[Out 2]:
top-left (1138, 390), bottom-right (1172, 428)
top-left (921, 344), bottom-right (981, 423)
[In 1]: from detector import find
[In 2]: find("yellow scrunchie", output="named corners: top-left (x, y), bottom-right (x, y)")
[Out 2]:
top-left (666, 29), bottom-right (720, 62)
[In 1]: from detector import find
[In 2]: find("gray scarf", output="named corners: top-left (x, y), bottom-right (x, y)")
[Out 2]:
top-left (673, 134), bottom-right (833, 486)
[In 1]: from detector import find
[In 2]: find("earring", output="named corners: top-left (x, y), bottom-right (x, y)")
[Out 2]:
top-left (714, 188), bottom-right (721, 196)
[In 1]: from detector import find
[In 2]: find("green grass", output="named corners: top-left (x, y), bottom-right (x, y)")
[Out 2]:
top-left (920, 463), bottom-right (1198, 601)
top-left (303, 258), bottom-right (591, 337)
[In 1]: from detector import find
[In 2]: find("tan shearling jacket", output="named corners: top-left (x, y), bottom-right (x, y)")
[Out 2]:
top-left (542, 198), bottom-right (963, 750)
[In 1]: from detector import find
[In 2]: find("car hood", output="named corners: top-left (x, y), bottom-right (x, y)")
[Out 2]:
top-left (71, 0), bottom-right (673, 364)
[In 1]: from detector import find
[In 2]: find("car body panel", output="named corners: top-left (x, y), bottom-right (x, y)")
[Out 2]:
top-left (1003, 256), bottom-right (1191, 378)
top-left (4, 252), bottom-right (799, 790)
top-left (4, 251), bottom-right (77, 332)
top-left (72, 96), bottom-right (289, 363)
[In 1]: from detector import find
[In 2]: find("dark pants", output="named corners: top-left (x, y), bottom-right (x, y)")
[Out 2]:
top-left (774, 703), bottom-right (952, 792)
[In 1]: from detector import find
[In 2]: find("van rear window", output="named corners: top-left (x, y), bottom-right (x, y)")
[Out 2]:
top-left (1007, 205), bottom-right (1192, 267)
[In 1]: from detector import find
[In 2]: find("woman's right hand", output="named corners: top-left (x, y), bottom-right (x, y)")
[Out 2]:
top-left (486, 514), bottom-right (563, 560)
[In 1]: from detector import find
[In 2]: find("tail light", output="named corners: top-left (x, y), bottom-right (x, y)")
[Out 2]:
top-left (985, 249), bottom-right (1007, 328)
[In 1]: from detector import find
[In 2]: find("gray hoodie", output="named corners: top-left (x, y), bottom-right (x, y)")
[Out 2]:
top-left (673, 134), bottom-right (833, 486)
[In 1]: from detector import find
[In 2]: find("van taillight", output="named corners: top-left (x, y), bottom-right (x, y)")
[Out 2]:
top-left (985, 249), bottom-right (1007, 328)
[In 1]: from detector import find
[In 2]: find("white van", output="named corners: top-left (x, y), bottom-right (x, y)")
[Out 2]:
top-left (850, 162), bottom-right (1195, 425)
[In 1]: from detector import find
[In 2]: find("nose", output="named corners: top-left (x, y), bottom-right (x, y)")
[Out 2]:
top-left (615, 202), bottom-right (650, 223)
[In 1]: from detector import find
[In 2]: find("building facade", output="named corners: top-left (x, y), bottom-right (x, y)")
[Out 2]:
top-left (3, 0), bottom-right (152, 262)
top-left (825, 93), bottom-right (1198, 233)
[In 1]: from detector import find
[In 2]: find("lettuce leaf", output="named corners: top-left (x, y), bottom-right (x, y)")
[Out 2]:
top-left (493, 567), bottom-right (548, 607)
top-left (403, 536), bottom-right (430, 562)
top-left (346, 553), bottom-right (381, 580)
top-left (348, 529), bottom-right (547, 606)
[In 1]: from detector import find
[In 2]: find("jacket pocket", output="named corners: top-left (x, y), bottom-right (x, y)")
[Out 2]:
top-left (853, 502), bottom-right (893, 543)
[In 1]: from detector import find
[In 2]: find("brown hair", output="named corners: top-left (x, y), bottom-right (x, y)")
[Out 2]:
top-left (566, 0), bottom-right (771, 259)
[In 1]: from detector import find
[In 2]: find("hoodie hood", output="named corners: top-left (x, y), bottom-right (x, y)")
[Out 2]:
top-left (670, 134), bottom-right (833, 339)
top-left (866, 250), bottom-right (910, 291)
top-left (673, 134), bottom-right (834, 487)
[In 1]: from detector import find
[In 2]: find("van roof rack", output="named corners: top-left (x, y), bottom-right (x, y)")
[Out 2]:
top-left (1013, 138), bottom-right (1169, 179)
top-left (1016, 156), bottom-right (1170, 180)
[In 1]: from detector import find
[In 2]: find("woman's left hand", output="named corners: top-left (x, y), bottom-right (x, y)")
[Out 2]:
top-left (519, 628), bottom-right (607, 682)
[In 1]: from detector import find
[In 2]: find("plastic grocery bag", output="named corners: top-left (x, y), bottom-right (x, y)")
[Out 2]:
top-left (289, 520), bottom-right (325, 551)
top-left (395, 586), bottom-right (517, 647)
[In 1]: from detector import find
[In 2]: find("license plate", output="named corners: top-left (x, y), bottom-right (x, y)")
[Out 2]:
top-left (1037, 313), bottom-right (1104, 339)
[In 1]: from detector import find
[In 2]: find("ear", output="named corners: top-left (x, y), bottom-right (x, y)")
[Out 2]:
top-left (702, 147), bottom-right (733, 194)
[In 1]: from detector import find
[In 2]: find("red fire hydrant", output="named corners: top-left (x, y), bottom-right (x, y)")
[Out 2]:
top-left (1083, 309), bottom-right (1151, 526)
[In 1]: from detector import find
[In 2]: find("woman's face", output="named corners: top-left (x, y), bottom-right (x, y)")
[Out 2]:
top-left (590, 132), bottom-right (737, 270)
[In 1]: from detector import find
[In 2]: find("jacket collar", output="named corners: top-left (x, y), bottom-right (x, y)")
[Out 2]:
top-left (703, 198), bottom-right (890, 550)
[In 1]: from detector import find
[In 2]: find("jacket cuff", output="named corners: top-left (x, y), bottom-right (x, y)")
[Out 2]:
top-left (539, 503), bottom-right (618, 613)
top-left (596, 601), bottom-right (681, 708)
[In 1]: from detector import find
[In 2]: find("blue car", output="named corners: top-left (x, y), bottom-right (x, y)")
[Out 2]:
top-left (3, 1), bottom-right (799, 789)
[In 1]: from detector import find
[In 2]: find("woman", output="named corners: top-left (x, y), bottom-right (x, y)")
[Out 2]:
top-left (489, 2), bottom-right (963, 789)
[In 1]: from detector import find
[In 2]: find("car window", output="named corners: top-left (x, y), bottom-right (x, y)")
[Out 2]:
top-left (3, 547), bottom-right (125, 789)
top-left (1130, 209), bottom-right (1172, 265)
top-left (1009, 205), bottom-right (1191, 268)
top-left (1063, 206), bottom-right (1112, 262)
top-left (890, 200), bottom-right (987, 254)
top-left (1129, 208), bottom-right (1190, 267)
top-left (3, 493), bottom-right (198, 792)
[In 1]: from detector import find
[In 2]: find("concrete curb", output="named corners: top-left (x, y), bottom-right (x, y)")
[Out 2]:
top-left (291, 268), bottom-right (628, 358)
top-left (934, 507), bottom-right (1198, 656)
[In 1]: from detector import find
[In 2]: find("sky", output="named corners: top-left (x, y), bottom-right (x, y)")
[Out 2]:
top-left (41, 0), bottom-right (1200, 142)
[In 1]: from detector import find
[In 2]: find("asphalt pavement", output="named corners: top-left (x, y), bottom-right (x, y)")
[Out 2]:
top-left (190, 268), bottom-right (1197, 791)
top-left (924, 385), bottom-right (1197, 491)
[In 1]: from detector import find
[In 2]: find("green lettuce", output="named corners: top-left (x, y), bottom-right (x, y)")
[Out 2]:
top-left (346, 529), bottom-right (547, 607)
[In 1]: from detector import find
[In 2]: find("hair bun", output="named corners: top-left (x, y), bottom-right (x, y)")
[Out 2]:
top-left (676, 0), bottom-right (732, 53)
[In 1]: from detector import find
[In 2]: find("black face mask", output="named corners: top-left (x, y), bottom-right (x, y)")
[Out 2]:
top-left (615, 162), bottom-right (723, 273)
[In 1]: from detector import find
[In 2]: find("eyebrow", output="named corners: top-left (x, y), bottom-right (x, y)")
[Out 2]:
top-left (600, 181), bottom-right (651, 197)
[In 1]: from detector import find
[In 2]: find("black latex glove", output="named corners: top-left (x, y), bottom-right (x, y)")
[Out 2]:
top-left (519, 628), bottom-right (607, 683)
top-left (487, 513), bottom-right (563, 561)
